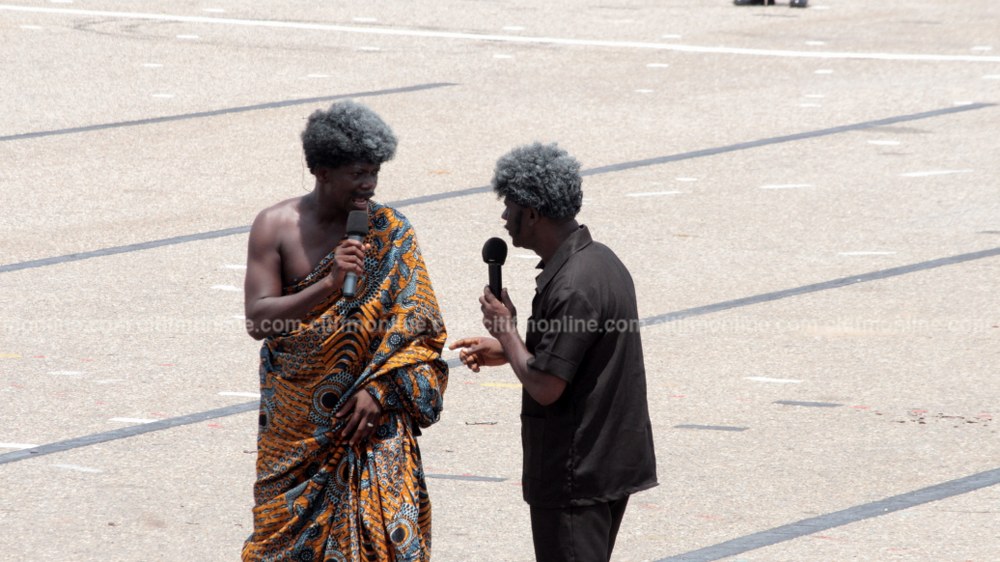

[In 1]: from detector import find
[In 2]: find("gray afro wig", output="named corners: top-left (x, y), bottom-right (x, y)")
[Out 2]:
top-left (491, 142), bottom-right (583, 220)
top-left (301, 100), bottom-right (397, 171)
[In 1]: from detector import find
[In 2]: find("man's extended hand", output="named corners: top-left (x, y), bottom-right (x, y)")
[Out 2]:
top-left (449, 337), bottom-right (507, 372)
top-left (479, 285), bottom-right (517, 338)
top-left (335, 389), bottom-right (383, 446)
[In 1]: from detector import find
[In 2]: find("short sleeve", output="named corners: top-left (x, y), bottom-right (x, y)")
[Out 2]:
top-left (527, 287), bottom-right (601, 382)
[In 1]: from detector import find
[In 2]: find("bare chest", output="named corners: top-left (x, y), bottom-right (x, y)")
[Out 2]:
top-left (280, 221), bottom-right (346, 287)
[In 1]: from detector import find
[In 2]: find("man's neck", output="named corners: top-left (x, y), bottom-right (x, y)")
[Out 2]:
top-left (303, 189), bottom-right (349, 227)
top-left (535, 220), bottom-right (580, 263)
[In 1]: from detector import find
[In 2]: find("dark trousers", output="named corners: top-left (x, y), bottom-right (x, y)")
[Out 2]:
top-left (529, 496), bottom-right (630, 562)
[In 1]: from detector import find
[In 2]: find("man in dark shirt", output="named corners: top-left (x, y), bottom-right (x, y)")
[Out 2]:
top-left (451, 142), bottom-right (657, 562)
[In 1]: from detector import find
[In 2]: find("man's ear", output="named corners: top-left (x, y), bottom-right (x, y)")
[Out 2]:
top-left (525, 207), bottom-right (540, 224)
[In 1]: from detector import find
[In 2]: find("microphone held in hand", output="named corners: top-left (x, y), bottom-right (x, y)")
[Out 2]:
top-left (342, 210), bottom-right (369, 298)
top-left (482, 237), bottom-right (508, 299)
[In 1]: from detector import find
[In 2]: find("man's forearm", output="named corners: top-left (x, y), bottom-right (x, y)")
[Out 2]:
top-left (246, 275), bottom-right (337, 339)
top-left (496, 331), bottom-right (565, 406)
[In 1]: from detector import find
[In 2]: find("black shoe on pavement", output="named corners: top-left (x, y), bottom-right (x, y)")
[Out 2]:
top-left (790, 0), bottom-right (808, 7)
top-left (733, 0), bottom-right (775, 5)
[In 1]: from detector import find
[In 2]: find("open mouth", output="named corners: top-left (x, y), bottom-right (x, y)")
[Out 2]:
top-left (351, 193), bottom-right (373, 209)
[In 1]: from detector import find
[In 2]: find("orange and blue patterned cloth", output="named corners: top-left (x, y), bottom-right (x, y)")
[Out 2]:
top-left (243, 202), bottom-right (448, 561)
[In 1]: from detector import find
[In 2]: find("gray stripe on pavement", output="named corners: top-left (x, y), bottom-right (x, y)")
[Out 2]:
top-left (657, 467), bottom-right (1000, 561)
top-left (0, 83), bottom-right (456, 143)
top-left (2, 103), bottom-right (992, 274)
top-left (426, 473), bottom-right (507, 482)
top-left (0, 401), bottom-right (258, 465)
top-left (774, 400), bottom-right (843, 408)
top-left (674, 425), bottom-right (749, 432)
top-left (642, 246), bottom-right (1000, 327)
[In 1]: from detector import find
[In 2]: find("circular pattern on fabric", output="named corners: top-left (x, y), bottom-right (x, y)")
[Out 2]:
top-left (335, 455), bottom-right (353, 487)
top-left (374, 422), bottom-right (395, 440)
top-left (311, 383), bottom-right (346, 415)
top-left (387, 518), bottom-right (415, 548)
top-left (371, 211), bottom-right (390, 232)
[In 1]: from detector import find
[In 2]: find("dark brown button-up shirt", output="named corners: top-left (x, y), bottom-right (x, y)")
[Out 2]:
top-left (522, 225), bottom-right (658, 507)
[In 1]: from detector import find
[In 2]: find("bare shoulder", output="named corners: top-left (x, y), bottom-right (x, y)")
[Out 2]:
top-left (255, 196), bottom-right (303, 225)
top-left (251, 196), bottom-right (304, 234)
top-left (247, 197), bottom-right (305, 257)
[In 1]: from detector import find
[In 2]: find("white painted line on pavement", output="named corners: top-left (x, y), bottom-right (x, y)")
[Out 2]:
top-left (3, 5), bottom-right (999, 62)
top-left (493, 54), bottom-right (513, 59)
top-left (0, 443), bottom-right (38, 450)
top-left (899, 169), bottom-right (973, 178)
top-left (746, 376), bottom-right (802, 384)
top-left (815, 69), bottom-right (834, 74)
top-left (635, 89), bottom-right (654, 94)
top-left (223, 264), bottom-right (247, 270)
top-left (211, 284), bottom-right (240, 291)
top-left (176, 34), bottom-right (200, 40)
top-left (19, 24), bottom-right (42, 30)
top-left (627, 191), bottom-right (682, 197)
top-left (646, 63), bottom-right (670, 68)
top-left (760, 184), bottom-right (813, 190)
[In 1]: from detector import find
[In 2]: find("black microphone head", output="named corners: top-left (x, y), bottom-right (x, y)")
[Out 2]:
top-left (482, 237), bottom-right (508, 265)
top-left (346, 210), bottom-right (369, 237)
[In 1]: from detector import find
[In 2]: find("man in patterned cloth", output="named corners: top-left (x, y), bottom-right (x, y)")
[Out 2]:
top-left (241, 100), bottom-right (448, 561)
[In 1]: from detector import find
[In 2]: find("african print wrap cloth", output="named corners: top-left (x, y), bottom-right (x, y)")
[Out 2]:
top-left (243, 203), bottom-right (448, 562)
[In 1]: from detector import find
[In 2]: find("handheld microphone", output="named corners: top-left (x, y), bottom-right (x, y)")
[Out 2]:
top-left (342, 210), bottom-right (369, 298)
top-left (482, 237), bottom-right (508, 299)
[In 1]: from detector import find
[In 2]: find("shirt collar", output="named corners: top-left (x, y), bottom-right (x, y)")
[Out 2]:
top-left (535, 225), bottom-right (593, 292)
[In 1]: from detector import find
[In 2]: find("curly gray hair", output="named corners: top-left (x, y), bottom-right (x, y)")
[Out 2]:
top-left (491, 142), bottom-right (583, 220)
top-left (301, 100), bottom-right (397, 171)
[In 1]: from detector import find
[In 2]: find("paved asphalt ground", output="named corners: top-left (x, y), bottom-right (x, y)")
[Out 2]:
top-left (1, 1), bottom-right (998, 561)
